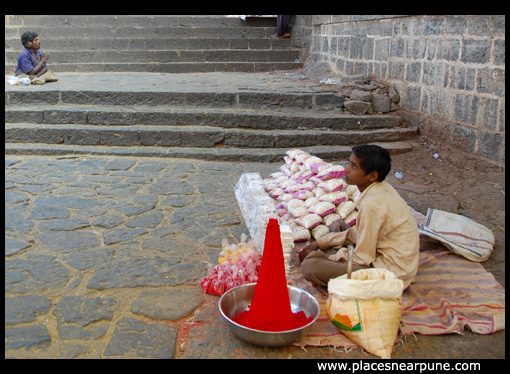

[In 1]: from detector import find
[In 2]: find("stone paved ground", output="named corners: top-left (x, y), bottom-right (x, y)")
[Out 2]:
top-left (5, 152), bottom-right (505, 359)
top-left (4, 154), bottom-right (278, 358)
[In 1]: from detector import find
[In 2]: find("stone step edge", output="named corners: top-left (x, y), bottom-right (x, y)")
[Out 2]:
top-left (4, 24), bottom-right (280, 32)
top-left (4, 27), bottom-right (283, 42)
top-left (5, 61), bottom-right (302, 71)
top-left (5, 123), bottom-right (415, 141)
top-left (5, 123), bottom-right (416, 148)
top-left (4, 142), bottom-right (413, 162)
top-left (5, 24), bottom-right (278, 31)
top-left (5, 89), bottom-right (338, 104)
top-left (5, 122), bottom-right (409, 133)
top-left (5, 62), bottom-right (303, 74)
top-left (5, 107), bottom-right (404, 130)
top-left (4, 40), bottom-right (295, 52)
top-left (5, 104), bottom-right (401, 118)
top-left (5, 15), bottom-right (271, 24)
top-left (4, 35), bottom-right (292, 41)
top-left (5, 49), bottom-right (300, 56)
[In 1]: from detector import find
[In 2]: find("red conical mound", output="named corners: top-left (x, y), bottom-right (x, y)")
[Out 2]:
top-left (232, 219), bottom-right (312, 331)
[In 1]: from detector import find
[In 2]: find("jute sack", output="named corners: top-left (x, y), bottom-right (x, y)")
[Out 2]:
top-left (326, 268), bottom-right (404, 359)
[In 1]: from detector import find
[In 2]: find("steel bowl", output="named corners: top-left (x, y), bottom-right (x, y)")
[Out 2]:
top-left (219, 283), bottom-right (320, 347)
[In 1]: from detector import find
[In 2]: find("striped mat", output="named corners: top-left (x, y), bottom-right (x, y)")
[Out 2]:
top-left (401, 248), bottom-right (505, 335)
top-left (292, 245), bottom-right (505, 348)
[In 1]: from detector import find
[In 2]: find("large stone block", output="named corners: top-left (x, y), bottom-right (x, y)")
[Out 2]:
top-left (103, 317), bottom-right (177, 358)
top-left (371, 93), bottom-right (391, 113)
top-left (344, 100), bottom-right (371, 115)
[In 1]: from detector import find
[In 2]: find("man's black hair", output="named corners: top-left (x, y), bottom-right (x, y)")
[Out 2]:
top-left (351, 144), bottom-right (391, 182)
top-left (21, 31), bottom-right (38, 47)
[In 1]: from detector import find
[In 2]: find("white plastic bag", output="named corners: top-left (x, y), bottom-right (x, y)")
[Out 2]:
top-left (19, 76), bottom-right (31, 85)
top-left (6, 76), bottom-right (20, 85)
top-left (6, 76), bottom-right (31, 86)
top-left (326, 268), bottom-right (404, 359)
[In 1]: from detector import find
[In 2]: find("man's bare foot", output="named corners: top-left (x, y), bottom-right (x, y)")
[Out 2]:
top-left (328, 219), bottom-right (350, 233)
top-left (271, 33), bottom-right (291, 39)
top-left (298, 241), bottom-right (319, 263)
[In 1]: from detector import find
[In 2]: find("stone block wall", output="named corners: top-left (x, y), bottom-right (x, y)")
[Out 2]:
top-left (293, 15), bottom-right (505, 166)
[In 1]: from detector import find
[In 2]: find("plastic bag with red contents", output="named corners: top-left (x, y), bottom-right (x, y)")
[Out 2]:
top-left (201, 251), bottom-right (261, 296)
top-left (201, 266), bottom-right (225, 296)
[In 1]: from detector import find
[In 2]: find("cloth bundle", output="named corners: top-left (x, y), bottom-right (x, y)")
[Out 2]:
top-left (418, 208), bottom-right (495, 262)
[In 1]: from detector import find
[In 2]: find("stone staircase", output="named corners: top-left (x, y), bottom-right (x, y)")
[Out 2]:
top-left (5, 15), bottom-right (416, 162)
top-left (5, 15), bottom-right (301, 74)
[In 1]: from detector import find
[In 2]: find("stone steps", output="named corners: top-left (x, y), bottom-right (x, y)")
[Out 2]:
top-left (5, 104), bottom-right (404, 129)
top-left (5, 84), bottom-right (343, 109)
top-left (5, 122), bottom-right (416, 148)
top-left (5, 15), bottom-right (301, 74)
top-left (5, 27), bottom-right (283, 41)
top-left (4, 142), bottom-right (414, 163)
top-left (6, 62), bottom-right (300, 74)
top-left (5, 70), bottom-right (417, 161)
top-left (5, 44), bottom-right (299, 73)
top-left (6, 15), bottom-right (272, 28)
top-left (5, 37), bottom-right (293, 52)
top-left (4, 14), bottom-right (417, 161)
top-left (6, 49), bottom-right (299, 63)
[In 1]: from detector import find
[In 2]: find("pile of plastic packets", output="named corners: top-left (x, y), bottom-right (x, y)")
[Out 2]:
top-left (201, 149), bottom-right (361, 296)
top-left (201, 235), bottom-right (261, 296)
top-left (234, 173), bottom-right (294, 277)
top-left (263, 149), bottom-right (360, 243)
top-left (202, 171), bottom-right (295, 296)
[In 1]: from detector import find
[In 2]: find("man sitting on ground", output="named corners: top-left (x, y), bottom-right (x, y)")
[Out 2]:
top-left (15, 31), bottom-right (58, 85)
top-left (299, 144), bottom-right (419, 290)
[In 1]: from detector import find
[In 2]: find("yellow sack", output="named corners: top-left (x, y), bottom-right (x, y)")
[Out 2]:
top-left (326, 268), bottom-right (404, 359)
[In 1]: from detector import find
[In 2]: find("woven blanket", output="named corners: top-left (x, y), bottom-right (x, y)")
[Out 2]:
top-left (401, 248), bottom-right (505, 335)
top-left (292, 244), bottom-right (505, 348)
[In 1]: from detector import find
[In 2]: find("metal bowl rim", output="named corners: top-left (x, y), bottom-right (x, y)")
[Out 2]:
top-left (218, 282), bottom-right (320, 334)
